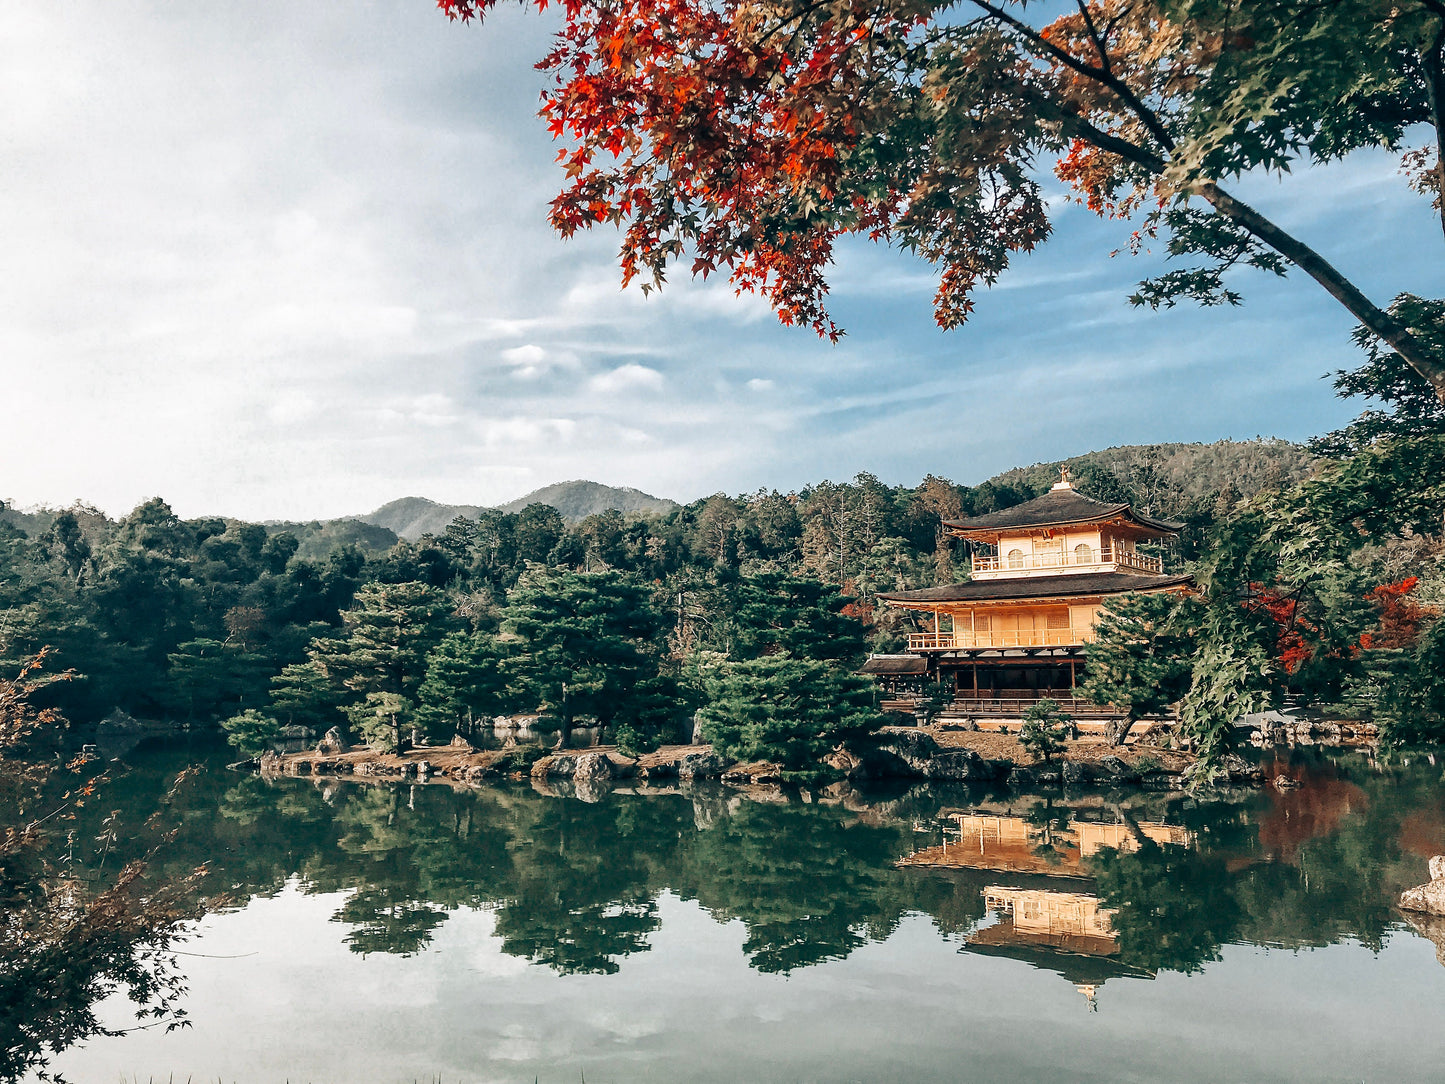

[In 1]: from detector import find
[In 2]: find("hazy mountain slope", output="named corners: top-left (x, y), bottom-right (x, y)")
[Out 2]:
top-left (495, 480), bottom-right (679, 520)
top-left (361, 497), bottom-right (486, 541)
top-left (983, 439), bottom-right (1318, 506)
top-left (262, 518), bottom-right (400, 560)
top-left (356, 481), bottom-right (680, 540)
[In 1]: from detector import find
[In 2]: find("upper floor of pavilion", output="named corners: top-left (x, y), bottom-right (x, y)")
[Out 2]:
top-left (945, 469), bottom-right (1182, 581)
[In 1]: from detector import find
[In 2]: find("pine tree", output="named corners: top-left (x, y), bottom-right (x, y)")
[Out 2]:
top-left (727, 573), bottom-right (867, 664)
top-left (1018, 699), bottom-right (1071, 764)
top-left (269, 659), bottom-right (349, 733)
top-left (1082, 592), bottom-right (1201, 746)
top-left (308, 581), bottom-right (456, 751)
top-left (502, 568), bottom-right (672, 749)
top-left (415, 631), bottom-right (510, 742)
top-left (697, 654), bottom-right (883, 781)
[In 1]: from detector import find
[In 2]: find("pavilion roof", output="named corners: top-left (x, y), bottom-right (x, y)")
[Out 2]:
top-left (943, 486), bottom-right (1183, 538)
top-left (857, 655), bottom-right (929, 675)
top-left (877, 571), bottom-right (1194, 605)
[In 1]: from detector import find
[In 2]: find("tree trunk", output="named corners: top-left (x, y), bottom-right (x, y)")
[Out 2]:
top-left (1197, 182), bottom-right (1445, 404)
top-left (1422, 20), bottom-right (1445, 244)
top-left (1105, 715), bottom-right (1132, 747)
top-left (391, 713), bottom-right (401, 754)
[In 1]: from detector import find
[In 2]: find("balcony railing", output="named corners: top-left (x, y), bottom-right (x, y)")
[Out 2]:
top-left (972, 546), bottom-right (1164, 576)
top-left (907, 627), bottom-right (1092, 651)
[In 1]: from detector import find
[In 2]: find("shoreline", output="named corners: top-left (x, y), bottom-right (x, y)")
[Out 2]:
top-left (259, 724), bottom-right (1264, 793)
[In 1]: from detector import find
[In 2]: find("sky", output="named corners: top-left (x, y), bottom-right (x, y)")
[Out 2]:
top-left (1, 1), bottom-right (1441, 522)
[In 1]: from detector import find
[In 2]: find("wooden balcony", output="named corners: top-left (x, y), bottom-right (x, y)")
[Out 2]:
top-left (907, 627), bottom-right (1091, 652)
top-left (972, 547), bottom-right (1164, 577)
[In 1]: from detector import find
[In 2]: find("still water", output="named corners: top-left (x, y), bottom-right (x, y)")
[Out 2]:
top-left (37, 746), bottom-right (1445, 1082)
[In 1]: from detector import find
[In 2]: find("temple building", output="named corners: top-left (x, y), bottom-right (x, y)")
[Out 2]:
top-left (867, 470), bottom-right (1193, 710)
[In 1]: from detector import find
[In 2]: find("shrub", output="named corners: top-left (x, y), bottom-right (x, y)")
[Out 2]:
top-left (220, 709), bottom-right (282, 757)
top-left (1018, 699), bottom-right (1071, 763)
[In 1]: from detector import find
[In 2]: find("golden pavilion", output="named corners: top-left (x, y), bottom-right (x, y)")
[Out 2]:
top-left (868, 469), bottom-right (1193, 710)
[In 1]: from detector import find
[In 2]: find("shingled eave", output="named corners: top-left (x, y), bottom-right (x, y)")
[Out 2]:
top-left (876, 572), bottom-right (1195, 605)
top-left (940, 486), bottom-right (1184, 538)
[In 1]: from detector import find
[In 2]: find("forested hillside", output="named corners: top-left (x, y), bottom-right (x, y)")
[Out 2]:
top-left (0, 438), bottom-right (1314, 734)
top-left (985, 440), bottom-right (1317, 513)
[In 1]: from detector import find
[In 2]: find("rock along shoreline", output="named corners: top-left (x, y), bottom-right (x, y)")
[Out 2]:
top-left (259, 724), bottom-right (1263, 793)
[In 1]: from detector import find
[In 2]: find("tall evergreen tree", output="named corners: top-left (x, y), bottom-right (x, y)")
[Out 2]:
top-left (501, 568), bottom-right (670, 749)
top-left (309, 581), bottom-right (456, 751)
top-left (1082, 592), bottom-right (1202, 745)
top-left (415, 631), bottom-right (510, 741)
top-left (697, 654), bottom-right (883, 781)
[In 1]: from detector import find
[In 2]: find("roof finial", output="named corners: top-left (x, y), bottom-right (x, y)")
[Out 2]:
top-left (1052, 464), bottom-right (1073, 491)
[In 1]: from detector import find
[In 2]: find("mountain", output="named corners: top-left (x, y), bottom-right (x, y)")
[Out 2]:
top-left (261, 518), bottom-right (401, 560)
top-left (360, 497), bottom-right (487, 541)
top-left (356, 482), bottom-right (679, 540)
top-left (495, 480), bottom-right (678, 521)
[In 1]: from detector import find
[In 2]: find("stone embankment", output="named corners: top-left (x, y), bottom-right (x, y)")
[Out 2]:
top-left (1400, 856), bottom-right (1445, 966)
top-left (1401, 856), bottom-right (1445, 917)
top-left (261, 723), bottom-right (1260, 792)
top-left (1244, 710), bottom-right (1378, 747)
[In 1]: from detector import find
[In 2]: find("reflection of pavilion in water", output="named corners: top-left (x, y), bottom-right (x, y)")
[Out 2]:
top-left (900, 811), bottom-right (1190, 1004)
top-left (901, 812), bottom-right (1192, 878)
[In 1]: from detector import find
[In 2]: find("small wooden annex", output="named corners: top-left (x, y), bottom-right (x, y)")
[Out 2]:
top-left (868, 470), bottom-right (1194, 710)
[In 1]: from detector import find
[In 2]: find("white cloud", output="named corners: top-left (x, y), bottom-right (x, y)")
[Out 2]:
top-left (268, 393), bottom-right (319, 425)
top-left (588, 363), bottom-right (665, 394)
top-left (474, 416), bottom-right (577, 449)
top-left (746, 378), bottom-right (775, 392)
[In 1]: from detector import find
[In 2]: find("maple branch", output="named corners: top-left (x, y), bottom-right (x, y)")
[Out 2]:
top-left (965, 0), bottom-right (1177, 153)
top-left (1075, 0), bottom-right (1114, 77)
top-left (1047, 103), bottom-right (1166, 174)
top-left (1197, 181), bottom-right (1445, 402)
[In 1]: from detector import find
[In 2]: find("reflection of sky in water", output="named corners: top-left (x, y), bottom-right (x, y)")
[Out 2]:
top-left (45, 882), bottom-right (1445, 1083)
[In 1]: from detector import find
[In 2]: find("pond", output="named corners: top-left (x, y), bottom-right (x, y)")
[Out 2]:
top-left (30, 744), bottom-right (1445, 1083)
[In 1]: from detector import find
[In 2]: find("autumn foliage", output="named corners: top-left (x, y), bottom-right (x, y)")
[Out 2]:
top-left (438, 0), bottom-right (1445, 395)
top-left (1358, 576), bottom-right (1436, 651)
top-left (1245, 584), bottom-right (1314, 675)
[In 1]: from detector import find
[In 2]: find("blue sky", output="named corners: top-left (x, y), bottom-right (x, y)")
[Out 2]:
top-left (1, 1), bottom-right (1441, 521)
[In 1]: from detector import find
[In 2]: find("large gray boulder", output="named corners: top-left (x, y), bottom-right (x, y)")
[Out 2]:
top-left (677, 751), bottom-right (727, 781)
top-left (1061, 759), bottom-right (1096, 786)
top-left (1097, 755), bottom-right (1135, 782)
top-left (317, 727), bottom-right (349, 755)
top-left (873, 729), bottom-right (942, 777)
top-left (1401, 856), bottom-right (1445, 917)
top-left (925, 748), bottom-right (996, 783)
top-left (572, 751), bottom-right (614, 785)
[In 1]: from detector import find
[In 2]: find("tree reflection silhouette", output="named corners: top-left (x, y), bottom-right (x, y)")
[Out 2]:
top-left (1091, 838), bottom-right (1242, 974)
top-left (47, 748), bottom-right (1445, 991)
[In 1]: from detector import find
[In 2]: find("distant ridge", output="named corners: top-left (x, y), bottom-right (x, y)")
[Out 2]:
top-left (357, 481), bottom-right (679, 539)
top-left (496, 480), bottom-right (678, 520)
top-left (983, 439), bottom-right (1317, 505)
top-left (362, 497), bottom-right (487, 541)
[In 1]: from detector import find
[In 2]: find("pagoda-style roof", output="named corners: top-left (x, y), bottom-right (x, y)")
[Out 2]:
top-left (877, 571), bottom-right (1194, 605)
top-left (857, 655), bottom-right (929, 676)
top-left (944, 484), bottom-right (1183, 540)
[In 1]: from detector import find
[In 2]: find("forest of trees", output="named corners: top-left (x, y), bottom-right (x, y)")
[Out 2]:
top-left (0, 438), bottom-right (1326, 765)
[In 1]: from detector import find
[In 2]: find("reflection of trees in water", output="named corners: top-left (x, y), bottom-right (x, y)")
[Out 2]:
top-left (49, 751), bottom-right (1445, 991)
top-left (672, 800), bottom-right (917, 973)
top-left (331, 888), bottom-right (449, 957)
top-left (489, 796), bottom-right (687, 974)
top-left (1091, 840), bottom-right (1242, 974)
